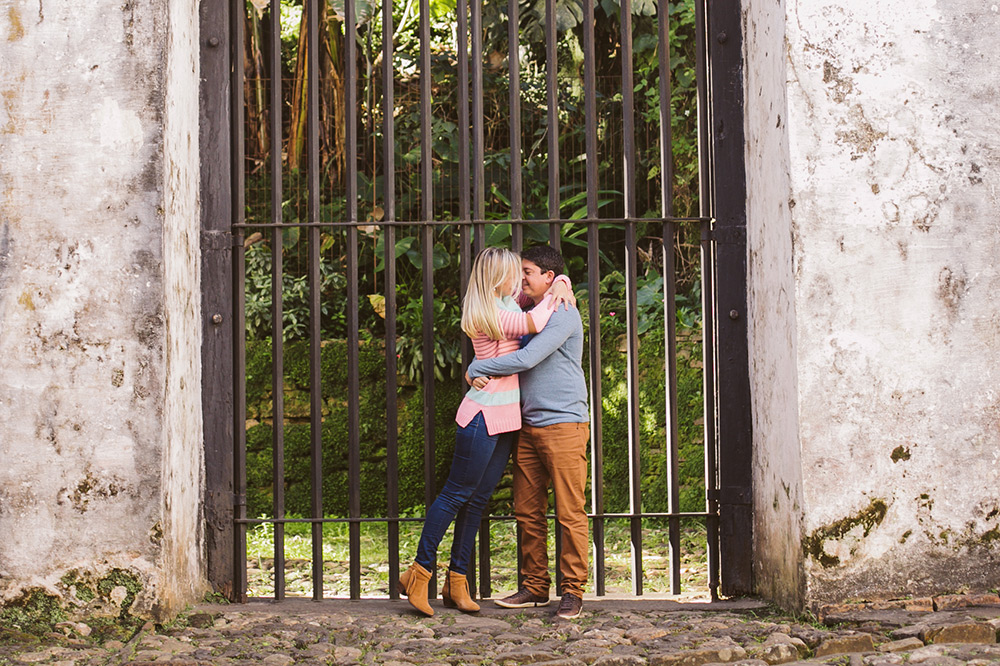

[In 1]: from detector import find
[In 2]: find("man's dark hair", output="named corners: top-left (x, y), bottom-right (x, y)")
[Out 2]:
top-left (521, 244), bottom-right (564, 275)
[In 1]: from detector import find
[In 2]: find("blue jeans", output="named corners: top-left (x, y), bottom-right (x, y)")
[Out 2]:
top-left (415, 412), bottom-right (514, 575)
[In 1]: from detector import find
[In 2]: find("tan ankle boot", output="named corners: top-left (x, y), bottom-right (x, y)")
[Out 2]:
top-left (441, 570), bottom-right (480, 612)
top-left (398, 562), bottom-right (434, 616)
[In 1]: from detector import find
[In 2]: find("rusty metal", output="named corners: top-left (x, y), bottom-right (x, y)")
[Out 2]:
top-left (200, 0), bottom-right (749, 603)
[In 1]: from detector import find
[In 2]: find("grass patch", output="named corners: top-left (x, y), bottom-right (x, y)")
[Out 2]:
top-left (245, 516), bottom-right (709, 598)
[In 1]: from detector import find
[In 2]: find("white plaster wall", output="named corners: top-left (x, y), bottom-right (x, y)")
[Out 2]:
top-left (161, 0), bottom-right (206, 615)
top-left (744, 0), bottom-right (805, 610)
top-left (784, 0), bottom-right (1000, 606)
top-left (0, 0), bottom-right (203, 618)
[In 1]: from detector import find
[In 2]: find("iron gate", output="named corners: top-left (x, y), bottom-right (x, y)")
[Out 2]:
top-left (199, 0), bottom-right (750, 602)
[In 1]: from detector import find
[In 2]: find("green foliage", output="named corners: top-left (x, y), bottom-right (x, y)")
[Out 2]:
top-left (245, 339), bottom-right (464, 518)
top-left (0, 590), bottom-right (66, 636)
top-left (96, 569), bottom-right (143, 621)
top-left (576, 268), bottom-right (706, 514)
top-left (239, 0), bottom-right (708, 526)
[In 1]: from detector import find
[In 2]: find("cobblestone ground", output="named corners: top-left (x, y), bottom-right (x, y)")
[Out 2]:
top-left (2, 594), bottom-right (999, 666)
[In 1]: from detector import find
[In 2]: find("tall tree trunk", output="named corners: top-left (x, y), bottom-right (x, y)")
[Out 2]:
top-left (244, 5), bottom-right (269, 167)
top-left (286, 7), bottom-right (309, 171)
top-left (322, 6), bottom-right (346, 189)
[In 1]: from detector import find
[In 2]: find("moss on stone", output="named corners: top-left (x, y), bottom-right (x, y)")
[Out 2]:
top-left (96, 568), bottom-right (143, 619)
top-left (0, 589), bottom-right (67, 635)
top-left (59, 569), bottom-right (97, 602)
top-left (802, 498), bottom-right (889, 568)
top-left (890, 446), bottom-right (911, 463)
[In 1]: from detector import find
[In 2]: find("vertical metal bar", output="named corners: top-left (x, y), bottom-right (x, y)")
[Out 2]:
top-left (384, 0), bottom-right (405, 601)
top-left (305, 0), bottom-right (325, 602)
top-left (554, 501), bottom-right (563, 593)
top-left (701, 220), bottom-right (719, 601)
top-left (471, 0), bottom-right (485, 226)
top-left (545, 0), bottom-right (560, 249)
top-left (345, 0), bottom-right (368, 600)
top-left (268, 0), bottom-right (286, 601)
top-left (477, 516), bottom-right (490, 599)
top-left (230, 0), bottom-right (248, 604)
top-left (507, 0), bottom-right (522, 250)
top-left (457, 0), bottom-right (471, 225)
top-left (663, 223), bottom-right (682, 597)
top-left (582, 0), bottom-right (604, 598)
top-left (657, 0), bottom-right (681, 597)
top-left (620, 0), bottom-right (644, 597)
top-left (455, 0), bottom-right (484, 599)
top-left (695, 0), bottom-right (714, 202)
top-left (419, 0), bottom-right (439, 599)
top-left (694, 0), bottom-right (720, 601)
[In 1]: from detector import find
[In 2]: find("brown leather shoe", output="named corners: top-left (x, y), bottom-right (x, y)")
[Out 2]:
top-left (494, 587), bottom-right (550, 608)
top-left (555, 592), bottom-right (583, 619)
top-left (441, 570), bottom-right (480, 613)
top-left (398, 562), bottom-right (434, 616)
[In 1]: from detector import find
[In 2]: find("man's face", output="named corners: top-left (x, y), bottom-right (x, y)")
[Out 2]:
top-left (521, 259), bottom-right (554, 303)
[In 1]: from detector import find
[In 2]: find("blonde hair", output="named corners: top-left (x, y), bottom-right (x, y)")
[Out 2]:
top-left (461, 247), bottom-right (522, 340)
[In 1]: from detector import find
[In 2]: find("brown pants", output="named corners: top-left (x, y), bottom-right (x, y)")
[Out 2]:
top-left (513, 421), bottom-right (590, 599)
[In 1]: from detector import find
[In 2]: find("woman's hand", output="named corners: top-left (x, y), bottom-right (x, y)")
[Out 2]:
top-left (549, 278), bottom-right (577, 309)
top-left (472, 376), bottom-right (490, 390)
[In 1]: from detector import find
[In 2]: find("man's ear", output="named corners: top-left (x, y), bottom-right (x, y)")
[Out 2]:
top-left (544, 270), bottom-right (556, 286)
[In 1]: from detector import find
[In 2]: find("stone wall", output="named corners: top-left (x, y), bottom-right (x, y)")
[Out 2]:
top-left (744, 0), bottom-right (805, 611)
top-left (0, 0), bottom-right (204, 620)
top-left (748, 0), bottom-right (1000, 609)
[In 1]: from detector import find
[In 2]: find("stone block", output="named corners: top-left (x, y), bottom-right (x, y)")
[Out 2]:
top-left (967, 594), bottom-right (1000, 607)
top-left (819, 603), bottom-right (862, 620)
top-left (931, 594), bottom-right (1000, 611)
top-left (759, 643), bottom-right (800, 664)
top-left (877, 637), bottom-right (925, 653)
top-left (497, 650), bottom-right (564, 664)
top-left (814, 634), bottom-right (876, 657)
top-left (890, 625), bottom-right (928, 641)
top-left (870, 599), bottom-right (935, 613)
top-left (626, 627), bottom-right (671, 642)
top-left (863, 655), bottom-right (904, 666)
top-left (648, 645), bottom-right (748, 666)
top-left (591, 656), bottom-right (649, 666)
top-left (822, 610), bottom-right (927, 629)
top-left (186, 612), bottom-right (216, 629)
top-left (762, 633), bottom-right (809, 657)
top-left (920, 622), bottom-right (996, 645)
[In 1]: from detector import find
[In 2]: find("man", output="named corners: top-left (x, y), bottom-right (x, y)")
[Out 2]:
top-left (467, 245), bottom-right (590, 620)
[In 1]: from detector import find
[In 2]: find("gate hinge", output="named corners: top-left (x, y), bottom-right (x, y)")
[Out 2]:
top-left (233, 493), bottom-right (247, 507)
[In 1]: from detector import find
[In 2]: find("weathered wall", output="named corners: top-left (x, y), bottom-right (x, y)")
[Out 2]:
top-left (0, 0), bottom-right (204, 619)
top-left (774, 0), bottom-right (1000, 607)
top-left (743, 1), bottom-right (805, 611)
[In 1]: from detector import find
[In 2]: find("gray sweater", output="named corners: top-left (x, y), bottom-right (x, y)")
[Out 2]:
top-left (467, 305), bottom-right (589, 427)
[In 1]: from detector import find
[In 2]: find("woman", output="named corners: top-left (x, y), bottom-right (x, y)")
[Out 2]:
top-left (397, 247), bottom-right (571, 615)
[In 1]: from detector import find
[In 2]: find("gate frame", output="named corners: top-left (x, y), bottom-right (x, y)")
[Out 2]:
top-left (703, 0), bottom-right (754, 597)
top-left (198, 0), bottom-right (753, 600)
top-left (199, 0), bottom-right (238, 601)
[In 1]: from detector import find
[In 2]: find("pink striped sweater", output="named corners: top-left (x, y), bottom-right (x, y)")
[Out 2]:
top-left (454, 281), bottom-right (568, 436)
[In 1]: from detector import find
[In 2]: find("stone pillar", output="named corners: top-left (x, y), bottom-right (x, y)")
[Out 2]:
top-left (747, 0), bottom-right (1000, 610)
top-left (0, 0), bottom-right (204, 620)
